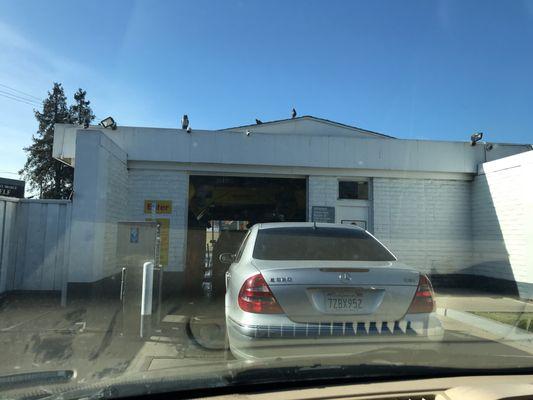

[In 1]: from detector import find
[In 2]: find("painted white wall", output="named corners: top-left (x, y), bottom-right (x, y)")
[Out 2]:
top-left (307, 175), bottom-right (370, 224)
top-left (471, 151), bottom-right (533, 297)
top-left (69, 130), bottom-right (128, 282)
top-left (373, 178), bottom-right (473, 275)
top-left (307, 176), bottom-right (338, 216)
top-left (307, 175), bottom-right (474, 275)
top-left (102, 142), bottom-right (129, 278)
top-left (127, 168), bottom-right (188, 272)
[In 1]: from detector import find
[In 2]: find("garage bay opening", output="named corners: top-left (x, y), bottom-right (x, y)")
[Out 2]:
top-left (186, 176), bottom-right (307, 296)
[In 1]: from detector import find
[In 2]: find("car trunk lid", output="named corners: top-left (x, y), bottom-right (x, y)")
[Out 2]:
top-left (252, 260), bottom-right (419, 323)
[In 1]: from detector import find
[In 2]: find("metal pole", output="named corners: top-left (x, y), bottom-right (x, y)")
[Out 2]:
top-left (120, 267), bottom-right (127, 322)
top-left (157, 263), bottom-right (163, 326)
top-left (60, 203), bottom-right (73, 307)
top-left (0, 202), bottom-right (7, 293)
top-left (154, 222), bottom-right (162, 326)
top-left (140, 261), bottom-right (154, 339)
top-left (120, 267), bottom-right (127, 301)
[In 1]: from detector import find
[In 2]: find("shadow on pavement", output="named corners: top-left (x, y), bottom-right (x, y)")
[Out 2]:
top-left (0, 292), bottom-right (145, 382)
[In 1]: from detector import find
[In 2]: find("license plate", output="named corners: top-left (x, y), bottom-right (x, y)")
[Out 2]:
top-left (325, 291), bottom-right (364, 313)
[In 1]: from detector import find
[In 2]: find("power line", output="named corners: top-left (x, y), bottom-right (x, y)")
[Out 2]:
top-left (0, 89), bottom-right (41, 105)
top-left (0, 93), bottom-right (35, 106)
top-left (0, 89), bottom-right (41, 104)
top-left (0, 92), bottom-right (40, 107)
top-left (0, 83), bottom-right (100, 122)
top-left (0, 83), bottom-right (42, 101)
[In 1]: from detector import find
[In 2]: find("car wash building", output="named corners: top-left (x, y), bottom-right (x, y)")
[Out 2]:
top-left (52, 116), bottom-right (533, 298)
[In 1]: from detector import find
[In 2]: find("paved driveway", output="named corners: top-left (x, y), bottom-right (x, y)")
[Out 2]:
top-left (2, 291), bottom-right (533, 393)
top-left (129, 294), bottom-right (533, 374)
top-left (0, 294), bottom-right (144, 383)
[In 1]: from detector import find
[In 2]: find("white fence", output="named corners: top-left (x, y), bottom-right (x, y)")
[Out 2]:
top-left (0, 196), bottom-right (71, 295)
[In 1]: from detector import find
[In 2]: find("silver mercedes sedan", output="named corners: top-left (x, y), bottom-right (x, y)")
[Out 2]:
top-left (224, 222), bottom-right (443, 360)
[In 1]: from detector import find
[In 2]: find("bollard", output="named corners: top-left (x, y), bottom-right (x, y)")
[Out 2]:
top-left (120, 267), bottom-right (127, 301)
top-left (140, 261), bottom-right (154, 339)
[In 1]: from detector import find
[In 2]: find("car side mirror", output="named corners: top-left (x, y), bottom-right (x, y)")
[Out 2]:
top-left (219, 253), bottom-right (236, 264)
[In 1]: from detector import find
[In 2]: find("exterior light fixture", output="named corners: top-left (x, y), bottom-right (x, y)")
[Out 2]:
top-left (470, 132), bottom-right (483, 146)
top-left (100, 116), bottom-right (117, 130)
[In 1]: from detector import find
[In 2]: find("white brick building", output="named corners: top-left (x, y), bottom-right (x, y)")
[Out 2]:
top-left (52, 116), bottom-right (533, 298)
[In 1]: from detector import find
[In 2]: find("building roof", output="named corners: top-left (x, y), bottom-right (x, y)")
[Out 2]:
top-left (53, 123), bottom-right (532, 174)
top-left (220, 115), bottom-right (396, 139)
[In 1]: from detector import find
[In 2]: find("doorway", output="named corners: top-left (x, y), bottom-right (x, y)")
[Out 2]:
top-left (185, 175), bottom-right (307, 295)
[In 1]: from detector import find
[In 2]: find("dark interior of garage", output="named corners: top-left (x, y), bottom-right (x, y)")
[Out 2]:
top-left (185, 176), bottom-right (307, 295)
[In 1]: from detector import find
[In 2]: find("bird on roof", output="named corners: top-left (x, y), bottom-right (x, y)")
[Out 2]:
top-left (255, 118), bottom-right (263, 125)
top-left (291, 108), bottom-right (297, 119)
top-left (181, 114), bottom-right (189, 130)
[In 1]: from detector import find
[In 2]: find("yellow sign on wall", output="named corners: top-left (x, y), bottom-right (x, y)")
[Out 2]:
top-left (145, 218), bottom-right (170, 267)
top-left (144, 200), bottom-right (172, 214)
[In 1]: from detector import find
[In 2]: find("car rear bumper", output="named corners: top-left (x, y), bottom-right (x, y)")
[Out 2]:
top-left (227, 313), bottom-right (444, 360)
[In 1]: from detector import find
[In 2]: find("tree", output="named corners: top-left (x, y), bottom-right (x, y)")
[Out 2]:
top-left (69, 88), bottom-right (95, 126)
top-left (20, 83), bottom-right (95, 199)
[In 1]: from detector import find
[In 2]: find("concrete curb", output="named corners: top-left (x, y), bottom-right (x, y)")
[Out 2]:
top-left (437, 307), bottom-right (533, 354)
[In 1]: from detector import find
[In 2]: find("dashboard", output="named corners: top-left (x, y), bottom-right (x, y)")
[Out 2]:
top-left (208, 375), bottom-right (533, 400)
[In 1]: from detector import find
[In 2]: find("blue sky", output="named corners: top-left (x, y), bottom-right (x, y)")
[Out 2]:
top-left (1, 0), bottom-right (533, 179)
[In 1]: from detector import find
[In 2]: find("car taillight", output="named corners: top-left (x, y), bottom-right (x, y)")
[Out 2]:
top-left (407, 274), bottom-right (435, 314)
top-left (238, 273), bottom-right (283, 314)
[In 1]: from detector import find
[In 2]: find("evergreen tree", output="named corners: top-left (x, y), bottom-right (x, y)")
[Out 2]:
top-left (20, 83), bottom-right (95, 199)
top-left (69, 88), bottom-right (95, 126)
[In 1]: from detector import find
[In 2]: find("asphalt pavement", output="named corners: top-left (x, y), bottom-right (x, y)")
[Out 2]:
top-left (128, 294), bottom-right (533, 373)
top-left (0, 294), bottom-right (144, 383)
top-left (1, 291), bottom-right (533, 393)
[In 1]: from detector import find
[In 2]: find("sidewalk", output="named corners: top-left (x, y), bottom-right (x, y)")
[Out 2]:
top-left (434, 291), bottom-right (533, 355)
top-left (436, 292), bottom-right (533, 313)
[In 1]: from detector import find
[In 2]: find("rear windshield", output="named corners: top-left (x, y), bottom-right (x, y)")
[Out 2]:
top-left (253, 227), bottom-right (396, 261)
